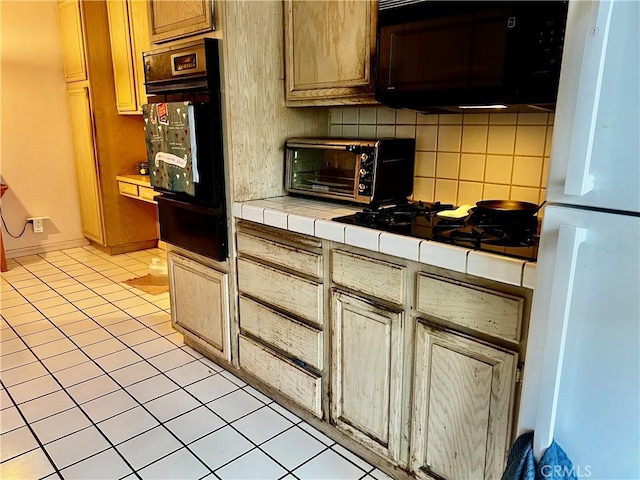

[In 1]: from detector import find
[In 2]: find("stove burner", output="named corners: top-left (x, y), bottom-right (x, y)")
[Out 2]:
top-left (438, 225), bottom-right (507, 244)
top-left (332, 201), bottom-right (540, 260)
top-left (355, 201), bottom-right (454, 226)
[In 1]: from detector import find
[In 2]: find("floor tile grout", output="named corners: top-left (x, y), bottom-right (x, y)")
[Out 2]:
top-left (1, 245), bottom-right (379, 480)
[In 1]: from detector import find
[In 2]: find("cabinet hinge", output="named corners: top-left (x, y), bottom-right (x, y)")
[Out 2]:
top-left (516, 363), bottom-right (524, 384)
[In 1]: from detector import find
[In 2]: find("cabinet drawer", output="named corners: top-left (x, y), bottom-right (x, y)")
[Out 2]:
top-left (139, 186), bottom-right (157, 202)
top-left (240, 296), bottom-right (323, 370)
top-left (237, 232), bottom-right (322, 278)
top-left (331, 250), bottom-right (405, 305)
top-left (118, 181), bottom-right (139, 197)
top-left (416, 273), bottom-right (523, 343)
top-left (237, 258), bottom-right (323, 325)
top-left (239, 335), bottom-right (322, 417)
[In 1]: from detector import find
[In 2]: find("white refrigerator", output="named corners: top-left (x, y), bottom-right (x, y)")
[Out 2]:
top-left (517, 1), bottom-right (639, 479)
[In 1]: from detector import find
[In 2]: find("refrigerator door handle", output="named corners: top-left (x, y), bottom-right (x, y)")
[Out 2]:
top-left (533, 225), bottom-right (588, 460)
top-left (563, 0), bottom-right (614, 197)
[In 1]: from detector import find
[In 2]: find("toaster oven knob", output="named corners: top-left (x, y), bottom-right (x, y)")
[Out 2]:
top-left (358, 183), bottom-right (366, 192)
top-left (360, 153), bottom-right (369, 162)
top-left (359, 168), bottom-right (367, 176)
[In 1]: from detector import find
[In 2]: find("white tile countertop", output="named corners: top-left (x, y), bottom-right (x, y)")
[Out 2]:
top-left (232, 196), bottom-right (537, 289)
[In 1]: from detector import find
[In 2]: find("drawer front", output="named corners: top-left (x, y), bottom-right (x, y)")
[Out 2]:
top-left (240, 296), bottom-right (323, 370)
top-left (139, 186), bottom-right (157, 202)
top-left (237, 258), bottom-right (323, 325)
top-left (331, 250), bottom-right (406, 305)
top-left (239, 335), bottom-right (322, 417)
top-left (237, 232), bottom-right (323, 278)
top-left (416, 273), bottom-right (523, 343)
top-left (118, 181), bottom-right (139, 196)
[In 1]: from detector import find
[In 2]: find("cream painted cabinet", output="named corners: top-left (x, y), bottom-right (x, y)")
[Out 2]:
top-left (149, 0), bottom-right (213, 44)
top-left (410, 322), bottom-right (518, 480)
top-left (283, 0), bottom-right (377, 106)
top-left (169, 253), bottom-right (230, 361)
top-left (236, 222), bottom-right (324, 417)
top-left (57, 0), bottom-right (87, 82)
top-left (330, 291), bottom-right (404, 462)
top-left (66, 87), bottom-right (104, 243)
top-left (106, 0), bottom-right (150, 114)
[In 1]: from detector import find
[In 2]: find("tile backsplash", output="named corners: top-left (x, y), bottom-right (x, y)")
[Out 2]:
top-left (328, 107), bottom-right (553, 206)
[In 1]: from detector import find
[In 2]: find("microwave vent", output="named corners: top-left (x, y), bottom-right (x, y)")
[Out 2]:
top-left (379, 0), bottom-right (426, 11)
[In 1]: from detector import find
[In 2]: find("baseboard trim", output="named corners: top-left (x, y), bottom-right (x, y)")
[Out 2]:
top-left (6, 238), bottom-right (90, 259)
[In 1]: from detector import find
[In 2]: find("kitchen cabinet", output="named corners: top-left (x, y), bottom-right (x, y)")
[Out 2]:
top-left (116, 175), bottom-right (158, 204)
top-left (283, 0), bottom-right (378, 106)
top-left (236, 222), bottom-right (324, 417)
top-left (410, 321), bottom-right (518, 480)
top-left (66, 87), bottom-right (104, 243)
top-left (57, 0), bottom-right (87, 82)
top-left (227, 216), bottom-right (532, 479)
top-left (168, 252), bottom-right (230, 361)
top-left (57, 0), bottom-right (158, 254)
top-left (106, 0), bottom-right (150, 114)
top-left (149, 0), bottom-right (213, 44)
top-left (330, 290), bottom-right (404, 462)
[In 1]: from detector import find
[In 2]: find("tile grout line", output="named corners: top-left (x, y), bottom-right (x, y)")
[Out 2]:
top-left (1, 249), bottom-right (170, 477)
top-left (3, 246), bottom-right (379, 479)
top-left (0, 376), bottom-right (63, 479)
top-left (0, 319), bottom-right (140, 479)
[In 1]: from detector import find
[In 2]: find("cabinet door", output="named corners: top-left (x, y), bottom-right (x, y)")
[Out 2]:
top-left (128, 0), bottom-right (150, 110)
top-left (66, 87), bottom-right (105, 244)
top-left (168, 253), bottom-right (230, 361)
top-left (106, 0), bottom-right (138, 113)
top-left (149, 0), bottom-right (213, 44)
top-left (57, 0), bottom-right (87, 82)
top-left (411, 322), bottom-right (518, 480)
top-left (284, 0), bottom-right (377, 105)
top-left (331, 291), bottom-right (404, 461)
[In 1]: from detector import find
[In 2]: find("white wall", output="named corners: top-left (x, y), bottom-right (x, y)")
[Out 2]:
top-left (0, 0), bottom-right (86, 258)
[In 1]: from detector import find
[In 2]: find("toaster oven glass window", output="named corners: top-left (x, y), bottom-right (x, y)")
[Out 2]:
top-left (289, 148), bottom-right (357, 196)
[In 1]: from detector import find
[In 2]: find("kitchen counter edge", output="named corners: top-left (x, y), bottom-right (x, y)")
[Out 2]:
top-left (232, 196), bottom-right (537, 289)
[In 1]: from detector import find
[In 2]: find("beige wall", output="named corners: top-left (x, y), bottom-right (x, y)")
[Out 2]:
top-left (1, 0), bottom-right (85, 257)
top-left (329, 107), bottom-right (553, 207)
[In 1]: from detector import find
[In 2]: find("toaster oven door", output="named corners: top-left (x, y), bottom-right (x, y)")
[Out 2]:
top-left (285, 144), bottom-right (359, 200)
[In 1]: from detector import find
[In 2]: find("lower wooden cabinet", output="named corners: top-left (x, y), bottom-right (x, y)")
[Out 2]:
top-left (168, 253), bottom-right (230, 361)
top-left (239, 335), bottom-right (322, 417)
top-left (330, 291), bottom-right (405, 461)
top-left (410, 321), bottom-right (518, 480)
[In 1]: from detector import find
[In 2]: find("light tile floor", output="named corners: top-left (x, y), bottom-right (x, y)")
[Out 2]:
top-left (0, 246), bottom-right (392, 480)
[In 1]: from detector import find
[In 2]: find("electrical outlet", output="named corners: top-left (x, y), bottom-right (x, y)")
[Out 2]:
top-left (33, 218), bottom-right (44, 233)
top-left (27, 216), bottom-right (49, 234)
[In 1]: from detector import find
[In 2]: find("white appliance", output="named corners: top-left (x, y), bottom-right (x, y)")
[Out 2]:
top-left (517, 1), bottom-right (639, 479)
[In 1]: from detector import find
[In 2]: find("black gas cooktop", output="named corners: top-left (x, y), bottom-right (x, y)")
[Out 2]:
top-left (333, 201), bottom-right (539, 261)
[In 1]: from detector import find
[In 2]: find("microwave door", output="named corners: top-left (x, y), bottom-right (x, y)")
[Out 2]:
top-left (143, 102), bottom-right (198, 197)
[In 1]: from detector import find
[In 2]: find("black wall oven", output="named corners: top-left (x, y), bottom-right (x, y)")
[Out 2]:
top-left (143, 39), bottom-right (227, 260)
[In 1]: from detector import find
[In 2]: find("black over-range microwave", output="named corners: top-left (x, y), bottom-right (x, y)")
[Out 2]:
top-left (376, 0), bottom-right (569, 112)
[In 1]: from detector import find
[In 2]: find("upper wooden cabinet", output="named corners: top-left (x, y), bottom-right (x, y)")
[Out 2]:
top-left (149, 0), bottom-right (213, 44)
top-left (106, 0), bottom-right (150, 114)
top-left (57, 0), bottom-right (159, 254)
top-left (57, 0), bottom-right (87, 82)
top-left (283, 0), bottom-right (378, 107)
